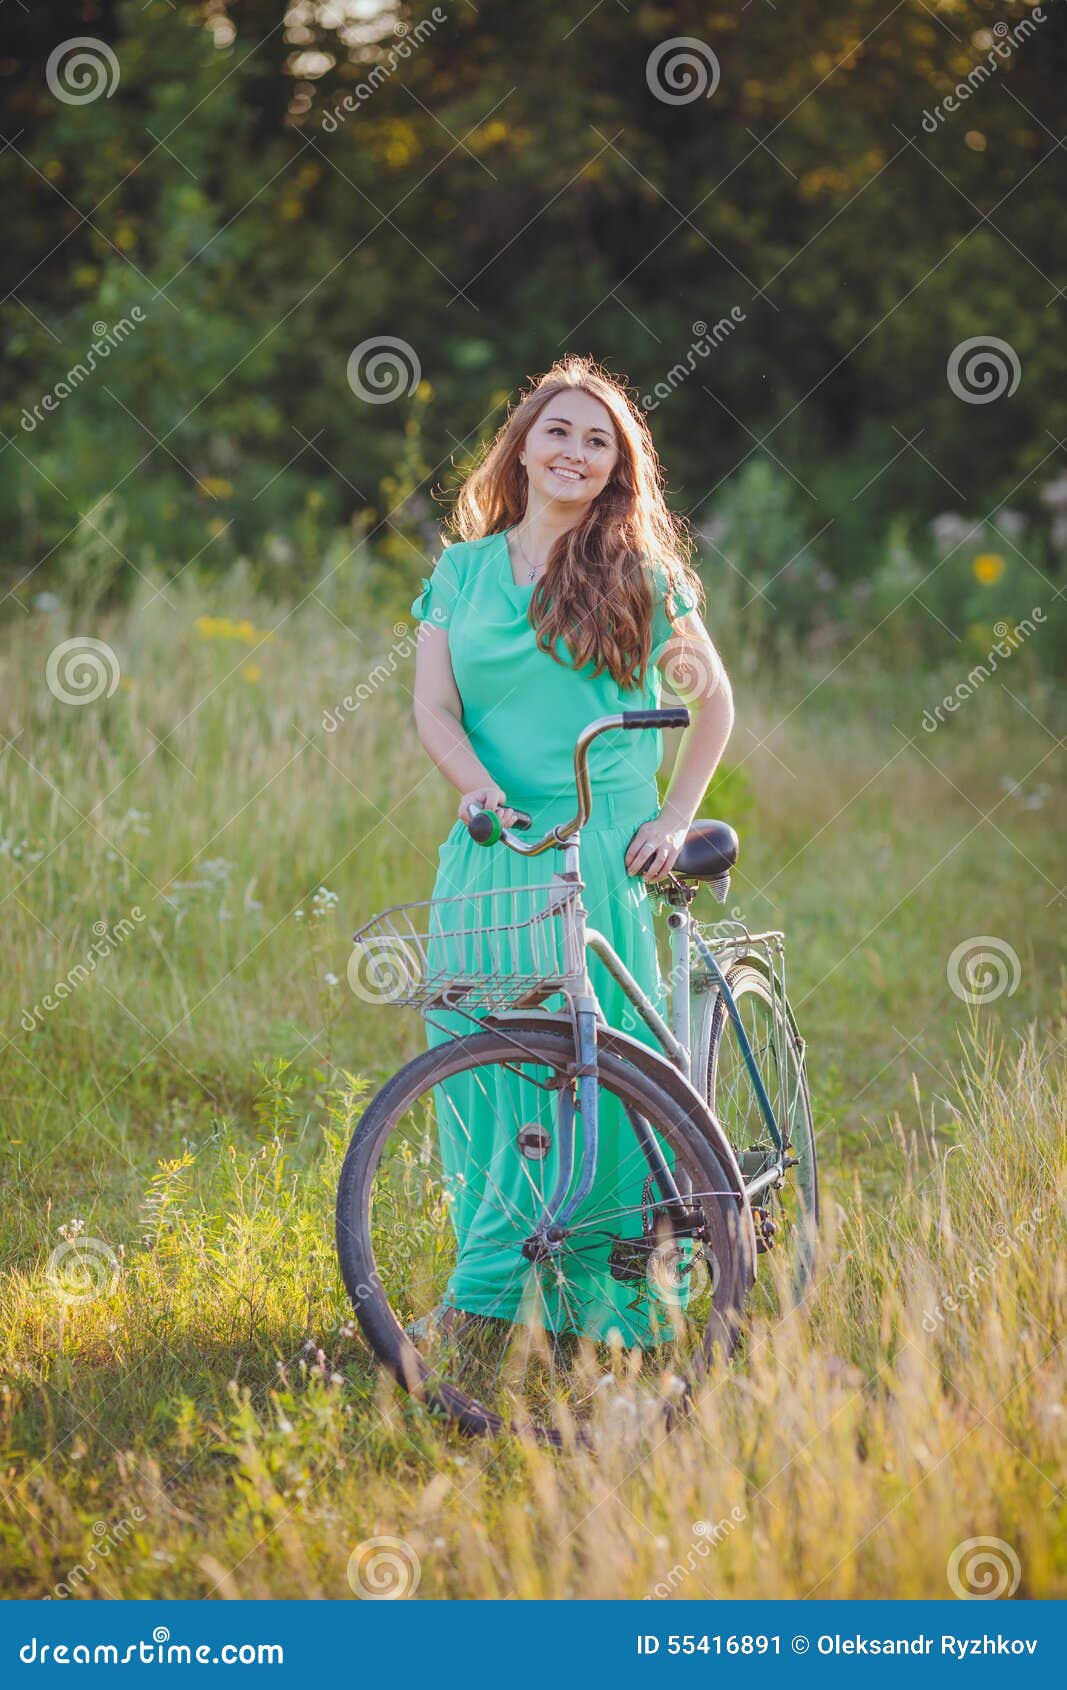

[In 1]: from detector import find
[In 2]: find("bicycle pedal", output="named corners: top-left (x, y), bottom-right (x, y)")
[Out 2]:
top-left (608, 1234), bottom-right (695, 1289)
top-left (608, 1236), bottom-right (655, 1284)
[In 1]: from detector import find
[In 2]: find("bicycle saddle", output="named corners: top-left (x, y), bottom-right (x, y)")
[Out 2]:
top-left (670, 818), bottom-right (740, 881)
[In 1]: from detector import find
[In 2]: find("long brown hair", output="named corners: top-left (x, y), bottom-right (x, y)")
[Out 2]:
top-left (450, 356), bottom-right (703, 690)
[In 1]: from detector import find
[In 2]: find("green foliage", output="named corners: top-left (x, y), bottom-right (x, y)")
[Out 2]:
top-left (3, 0), bottom-right (1065, 625)
top-left (701, 457), bottom-right (1066, 676)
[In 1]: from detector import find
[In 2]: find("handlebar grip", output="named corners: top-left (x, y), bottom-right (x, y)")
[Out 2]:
top-left (621, 708), bottom-right (690, 731)
top-left (466, 804), bottom-right (532, 845)
top-left (467, 809), bottom-right (499, 845)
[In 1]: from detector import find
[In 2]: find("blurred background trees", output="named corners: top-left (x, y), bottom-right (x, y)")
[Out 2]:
top-left (2, 0), bottom-right (1064, 665)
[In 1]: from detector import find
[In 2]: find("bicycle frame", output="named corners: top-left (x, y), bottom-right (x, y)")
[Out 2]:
top-left (590, 912), bottom-right (785, 1147)
top-left (502, 824), bottom-right (795, 1252)
top-left (463, 710), bottom-right (799, 1247)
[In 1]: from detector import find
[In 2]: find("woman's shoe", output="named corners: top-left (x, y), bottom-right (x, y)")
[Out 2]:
top-left (405, 1302), bottom-right (463, 1342)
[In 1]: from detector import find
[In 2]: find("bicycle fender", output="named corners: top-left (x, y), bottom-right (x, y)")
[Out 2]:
top-left (482, 1010), bottom-right (757, 1262)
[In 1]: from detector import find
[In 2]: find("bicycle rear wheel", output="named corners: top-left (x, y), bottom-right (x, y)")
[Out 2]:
top-left (704, 960), bottom-right (818, 1309)
top-left (336, 1025), bottom-right (751, 1442)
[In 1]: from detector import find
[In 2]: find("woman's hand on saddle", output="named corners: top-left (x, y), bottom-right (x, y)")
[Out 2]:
top-left (458, 783), bottom-right (520, 830)
top-left (625, 814), bottom-right (689, 882)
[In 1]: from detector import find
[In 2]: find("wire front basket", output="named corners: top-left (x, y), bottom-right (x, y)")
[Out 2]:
top-left (347, 876), bottom-right (584, 1014)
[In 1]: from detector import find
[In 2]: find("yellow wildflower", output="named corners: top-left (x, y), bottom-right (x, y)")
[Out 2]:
top-left (242, 664), bottom-right (262, 683)
top-left (972, 553), bottom-right (1005, 585)
top-left (194, 615), bottom-right (273, 645)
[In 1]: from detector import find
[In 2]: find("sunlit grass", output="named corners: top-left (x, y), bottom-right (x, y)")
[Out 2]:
top-left (0, 563), bottom-right (1063, 1597)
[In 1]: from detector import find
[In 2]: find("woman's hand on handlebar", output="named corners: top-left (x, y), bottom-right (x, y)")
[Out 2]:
top-left (458, 783), bottom-right (521, 830)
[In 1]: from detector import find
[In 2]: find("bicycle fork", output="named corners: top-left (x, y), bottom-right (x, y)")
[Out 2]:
top-left (520, 997), bottom-right (699, 1266)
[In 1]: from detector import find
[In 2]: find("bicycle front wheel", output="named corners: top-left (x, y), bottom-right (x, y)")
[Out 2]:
top-left (704, 960), bottom-right (818, 1309)
top-left (336, 1025), bottom-right (751, 1442)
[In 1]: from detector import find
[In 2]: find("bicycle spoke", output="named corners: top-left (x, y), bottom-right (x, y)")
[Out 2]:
top-left (705, 962), bottom-right (818, 1309)
top-left (340, 1025), bottom-right (748, 1437)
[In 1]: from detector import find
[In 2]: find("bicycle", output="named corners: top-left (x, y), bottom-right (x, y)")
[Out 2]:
top-left (336, 708), bottom-right (817, 1443)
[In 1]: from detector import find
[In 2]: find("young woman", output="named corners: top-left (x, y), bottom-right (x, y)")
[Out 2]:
top-left (408, 355), bottom-right (734, 1349)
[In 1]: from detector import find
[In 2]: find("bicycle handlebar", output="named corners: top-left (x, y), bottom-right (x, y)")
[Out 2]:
top-left (464, 708), bottom-right (691, 854)
top-left (466, 805), bottom-right (532, 844)
top-left (620, 707), bottom-right (690, 731)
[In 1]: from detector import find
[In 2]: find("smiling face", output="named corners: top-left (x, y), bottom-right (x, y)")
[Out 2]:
top-left (519, 389), bottom-right (621, 512)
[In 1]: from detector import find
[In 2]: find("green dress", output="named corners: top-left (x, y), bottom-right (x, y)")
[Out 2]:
top-left (409, 529), bottom-right (698, 1345)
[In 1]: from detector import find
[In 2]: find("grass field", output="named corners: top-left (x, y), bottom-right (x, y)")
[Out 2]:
top-left (1, 562), bottom-right (1064, 1598)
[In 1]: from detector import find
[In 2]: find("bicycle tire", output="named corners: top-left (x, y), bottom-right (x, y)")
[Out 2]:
top-left (336, 1025), bottom-right (752, 1443)
top-left (703, 960), bottom-right (818, 1307)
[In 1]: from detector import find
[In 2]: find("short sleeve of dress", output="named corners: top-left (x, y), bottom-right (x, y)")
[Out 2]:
top-left (410, 545), bottom-right (464, 629)
top-left (649, 567), bottom-right (699, 665)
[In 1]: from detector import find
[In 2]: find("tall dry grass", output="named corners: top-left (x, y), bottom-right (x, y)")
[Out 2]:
top-left (1, 562), bottom-right (1063, 1597)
